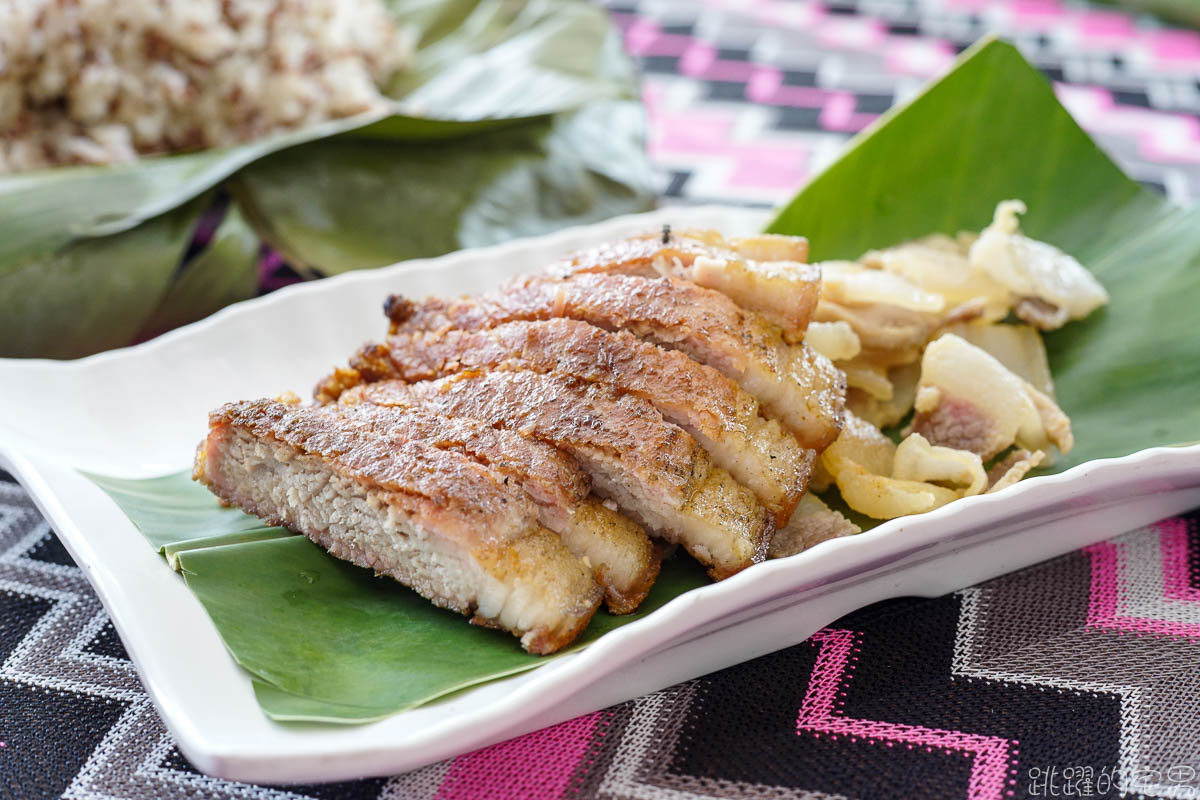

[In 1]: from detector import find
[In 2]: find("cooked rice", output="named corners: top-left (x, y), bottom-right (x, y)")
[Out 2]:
top-left (0, 0), bottom-right (413, 173)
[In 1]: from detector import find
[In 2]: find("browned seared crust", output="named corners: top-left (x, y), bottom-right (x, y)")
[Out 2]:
top-left (362, 405), bottom-right (590, 521)
top-left (195, 399), bottom-right (601, 654)
top-left (205, 400), bottom-right (535, 539)
top-left (343, 371), bottom-right (772, 580)
top-left (546, 230), bottom-right (819, 342)
top-left (313, 372), bottom-right (660, 612)
top-left (383, 294), bottom-right (416, 327)
top-left (313, 365), bottom-right (365, 405)
top-left (314, 343), bottom-right (403, 405)
top-left (386, 272), bottom-right (845, 451)
top-left (331, 403), bottom-right (659, 614)
top-left (366, 319), bottom-right (815, 524)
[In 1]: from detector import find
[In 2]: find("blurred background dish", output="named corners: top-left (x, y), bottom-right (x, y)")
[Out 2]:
top-left (0, 0), bottom-right (412, 173)
top-left (0, 0), bottom-right (656, 359)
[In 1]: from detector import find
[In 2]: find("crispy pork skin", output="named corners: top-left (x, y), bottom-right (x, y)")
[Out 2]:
top-left (383, 272), bottom-right (845, 451)
top-left (338, 319), bottom-right (814, 524)
top-left (194, 400), bottom-right (601, 654)
top-left (546, 230), bottom-right (819, 341)
top-left (342, 371), bottom-right (772, 579)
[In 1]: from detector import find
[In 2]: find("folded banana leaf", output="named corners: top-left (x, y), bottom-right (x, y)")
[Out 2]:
top-left (89, 37), bottom-right (1200, 723)
top-left (88, 470), bottom-right (708, 722)
top-left (232, 100), bottom-right (651, 275)
top-left (0, 0), bottom-right (654, 358)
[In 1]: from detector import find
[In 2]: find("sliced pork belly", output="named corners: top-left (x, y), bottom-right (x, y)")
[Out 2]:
top-left (341, 371), bottom-right (772, 579)
top-left (384, 272), bottom-right (845, 451)
top-left (342, 404), bottom-right (660, 614)
top-left (194, 399), bottom-right (601, 654)
top-left (546, 230), bottom-right (819, 341)
top-left (768, 493), bottom-right (861, 558)
top-left (555, 499), bottom-right (663, 613)
top-left (338, 319), bottom-right (814, 524)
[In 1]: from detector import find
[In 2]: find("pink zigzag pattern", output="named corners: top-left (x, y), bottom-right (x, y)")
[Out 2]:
top-left (618, 16), bottom-right (881, 132)
top-left (434, 712), bottom-right (602, 800)
top-left (1160, 517), bottom-right (1200, 603)
top-left (1056, 85), bottom-right (1200, 166)
top-left (1083, 519), bottom-right (1200, 638)
top-left (796, 629), bottom-right (1017, 800)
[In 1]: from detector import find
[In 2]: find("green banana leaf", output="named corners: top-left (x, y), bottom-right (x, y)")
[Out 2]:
top-left (88, 36), bottom-right (1200, 723)
top-left (86, 471), bottom-right (280, 551)
top-left (135, 207), bottom-right (262, 340)
top-left (1, 198), bottom-right (207, 360)
top-left (89, 470), bottom-right (707, 721)
top-left (0, 0), bottom-right (653, 358)
top-left (233, 100), bottom-right (652, 274)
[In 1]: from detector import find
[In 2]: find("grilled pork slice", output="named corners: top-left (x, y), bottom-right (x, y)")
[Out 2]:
top-left (195, 399), bottom-right (601, 654)
top-left (546, 230), bottom-right (819, 341)
top-left (342, 371), bottom-right (772, 579)
top-left (340, 319), bottom-right (815, 525)
top-left (348, 404), bottom-right (660, 614)
top-left (768, 493), bottom-right (861, 558)
top-left (383, 272), bottom-right (845, 451)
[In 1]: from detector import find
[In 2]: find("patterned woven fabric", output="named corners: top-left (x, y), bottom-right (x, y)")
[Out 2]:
top-left (4, 476), bottom-right (1199, 799)
top-left (611, 0), bottom-right (1200, 208)
top-left (368, 516), bottom-right (1200, 800)
top-left (4, 1), bottom-right (1200, 798)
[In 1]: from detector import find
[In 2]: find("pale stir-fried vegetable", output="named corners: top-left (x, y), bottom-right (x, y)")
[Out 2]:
top-left (807, 200), bottom-right (1107, 521)
top-left (970, 201), bottom-right (1111, 329)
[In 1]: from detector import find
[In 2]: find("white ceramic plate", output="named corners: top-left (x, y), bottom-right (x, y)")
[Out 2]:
top-left (3, 205), bottom-right (1199, 784)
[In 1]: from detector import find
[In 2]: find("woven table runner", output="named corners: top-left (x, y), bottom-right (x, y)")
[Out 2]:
top-left (3, 1), bottom-right (1199, 798)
